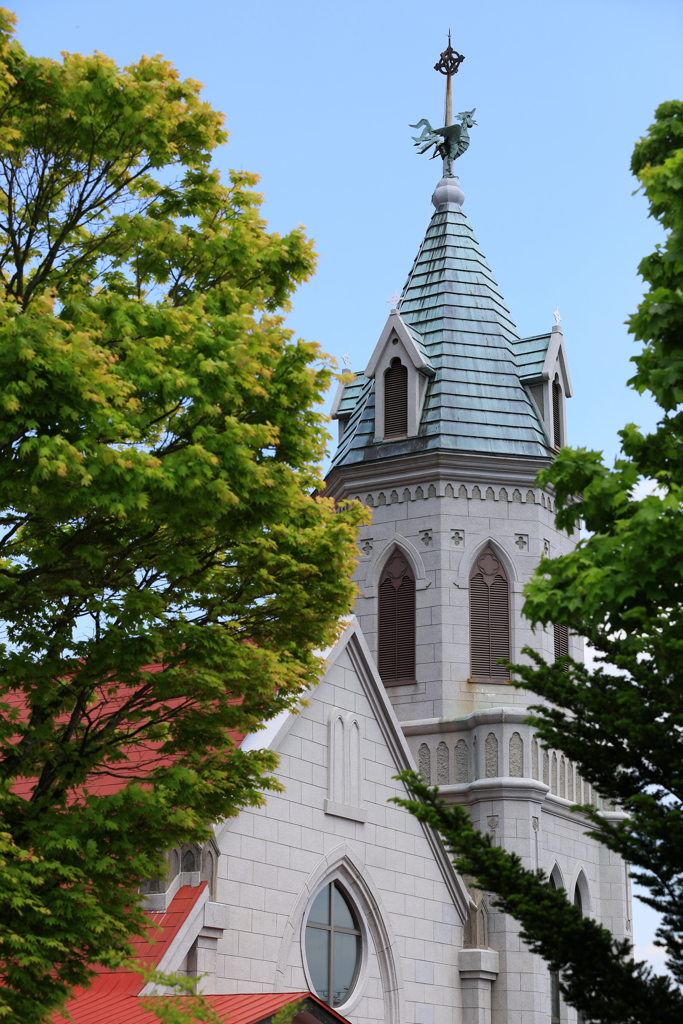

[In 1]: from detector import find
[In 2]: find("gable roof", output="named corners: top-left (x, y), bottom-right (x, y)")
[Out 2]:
top-left (363, 309), bottom-right (435, 380)
top-left (238, 618), bottom-right (470, 920)
top-left (328, 182), bottom-right (554, 472)
top-left (514, 332), bottom-right (553, 382)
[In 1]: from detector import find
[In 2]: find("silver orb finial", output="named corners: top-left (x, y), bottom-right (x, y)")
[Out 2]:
top-left (432, 175), bottom-right (465, 208)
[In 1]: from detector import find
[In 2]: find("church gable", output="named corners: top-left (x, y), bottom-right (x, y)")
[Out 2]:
top-left (212, 620), bottom-right (469, 1024)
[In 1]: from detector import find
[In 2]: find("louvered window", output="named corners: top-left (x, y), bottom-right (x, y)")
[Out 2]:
top-left (469, 547), bottom-right (510, 680)
top-left (552, 378), bottom-right (562, 451)
top-left (378, 548), bottom-right (415, 684)
top-left (384, 357), bottom-right (408, 438)
top-left (554, 624), bottom-right (569, 662)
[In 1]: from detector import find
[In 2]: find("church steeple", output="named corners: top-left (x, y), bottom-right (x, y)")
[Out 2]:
top-left (328, 43), bottom-right (567, 474)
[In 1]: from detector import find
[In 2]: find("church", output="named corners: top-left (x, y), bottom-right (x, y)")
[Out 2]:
top-left (58, 48), bottom-right (632, 1024)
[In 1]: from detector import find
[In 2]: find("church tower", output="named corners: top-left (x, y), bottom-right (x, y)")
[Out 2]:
top-left (324, 41), bottom-right (631, 1024)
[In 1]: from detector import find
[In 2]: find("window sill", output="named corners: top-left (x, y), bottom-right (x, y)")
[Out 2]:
top-left (468, 677), bottom-right (511, 685)
top-left (324, 799), bottom-right (367, 823)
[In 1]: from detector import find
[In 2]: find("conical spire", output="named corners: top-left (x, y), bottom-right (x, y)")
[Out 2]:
top-left (328, 45), bottom-right (553, 473)
top-left (328, 180), bottom-right (550, 471)
top-left (395, 180), bottom-right (549, 457)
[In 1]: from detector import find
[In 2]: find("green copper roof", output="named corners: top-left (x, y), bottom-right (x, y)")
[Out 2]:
top-left (513, 332), bottom-right (553, 382)
top-left (329, 188), bottom-right (552, 472)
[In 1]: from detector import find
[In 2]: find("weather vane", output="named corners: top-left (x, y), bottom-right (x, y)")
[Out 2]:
top-left (410, 33), bottom-right (476, 178)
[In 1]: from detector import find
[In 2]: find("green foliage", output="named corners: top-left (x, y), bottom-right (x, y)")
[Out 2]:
top-left (399, 99), bottom-right (683, 1021)
top-left (139, 972), bottom-right (223, 1024)
top-left (269, 998), bottom-right (306, 1024)
top-left (0, 9), bottom-right (368, 1022)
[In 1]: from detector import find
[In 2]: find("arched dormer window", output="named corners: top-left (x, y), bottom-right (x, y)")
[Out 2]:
top-left (378, 548), bottom-right (415, 684)
top-left (469, 547), bottom-right (510, 681)
top-left (384, 357), bottom-right (408, 438)
top-left (552, 376), bottom-right (563, 451)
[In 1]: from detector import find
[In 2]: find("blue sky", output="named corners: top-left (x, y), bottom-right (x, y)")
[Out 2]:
top-left (12, 0), bottom-right (683, 973)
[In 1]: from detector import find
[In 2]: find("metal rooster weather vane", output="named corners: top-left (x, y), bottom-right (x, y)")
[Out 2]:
top-left (410, 32), bottom-right (476, 178)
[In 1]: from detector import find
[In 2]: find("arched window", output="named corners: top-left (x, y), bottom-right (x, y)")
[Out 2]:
top-left (469, 547), bottom-right (510, 680)
top-left (384, 357), bottom-right (408, 438)
top-left (201, 846), bottom-right (216, 900)
top-left (552, 377), bottom-right (562, 451)
top-left (305, 881), bottom-right (362, 1007)
top-left (549, 871), bottom-right (563, 1024)
top-left (378, 548), bottom-right (416, 684)
top-left (181, 848), bottom-right (197, 872)
top-left (574, 879), bottom-right (586, 1024)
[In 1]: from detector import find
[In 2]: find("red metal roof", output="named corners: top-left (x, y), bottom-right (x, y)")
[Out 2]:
top-left (52, 884), bottom-right (208, 1023)
top-left (50, 877), bottom-right (354, 1024)
top-left (53, 989), bottom-right (350, 1024)
top-left (9, 665), bottom-right (247, 801)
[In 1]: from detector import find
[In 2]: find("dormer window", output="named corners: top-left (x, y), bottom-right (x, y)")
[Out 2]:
top-left (384, 357), bottom-right (408, 438)
top-left (360, 310), bottom-right (434, 443)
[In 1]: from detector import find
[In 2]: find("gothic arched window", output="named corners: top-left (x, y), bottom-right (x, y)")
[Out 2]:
top-left (549, 871), bottom-right (563, 1024)
top-left (552, 376), bottom-right (563, 450)
top-left (574, 877), bottom-right (586, 1024)
top-left (469, 547), bottom-right (510, 681)
top-left (384, 357), bottom-right (408, 438)
top-left (378, 548), bottom-right (415, 684)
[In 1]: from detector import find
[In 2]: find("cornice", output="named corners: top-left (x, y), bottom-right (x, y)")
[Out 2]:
top-left (401, 708), bottom-right (532, 736)
top-left (324, 448), bottom-right (553, 500)
top-left (439, 777), bottom-right (549, 806)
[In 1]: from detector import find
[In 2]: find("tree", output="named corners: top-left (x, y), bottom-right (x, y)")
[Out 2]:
top-left (0, 9), bottom-right (367, 1022)
top-left (398, 100), bottom-right (683, 1023)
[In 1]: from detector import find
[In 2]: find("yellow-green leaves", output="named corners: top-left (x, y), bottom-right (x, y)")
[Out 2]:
top-left (0, 12), bottom-right (368, 1023)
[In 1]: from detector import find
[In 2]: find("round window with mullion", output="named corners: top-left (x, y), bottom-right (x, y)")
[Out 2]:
top-left (305, 881), bottom-right (361, 1007)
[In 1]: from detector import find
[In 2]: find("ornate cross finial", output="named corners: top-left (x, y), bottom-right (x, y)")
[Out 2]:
top-left (341, 351), bottom-right (352, 367)
top-left (553, 307), bottom-right (562, 325)
top-left (434, 31), bottom-right (465, 77)
top-left (386, 290), bottom-right (401, 309)
top-left (410, 35), bottom-right (475, 177)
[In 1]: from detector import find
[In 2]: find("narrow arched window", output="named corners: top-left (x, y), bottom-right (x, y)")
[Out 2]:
top-left (469, 547), bottom-right (510, 680)
top-left (378, 548), bottom-right (415, 684)
top-left (549, 873), bottom-right (562, 1024)
top-left (552, 377), bottom-right (562, 450)
top-left (384, 357), bottom-right (408, 438)
top-left (574, 880), bottom-right (586, 1023)
top-left (181, 848), bottom-right (197, 872)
